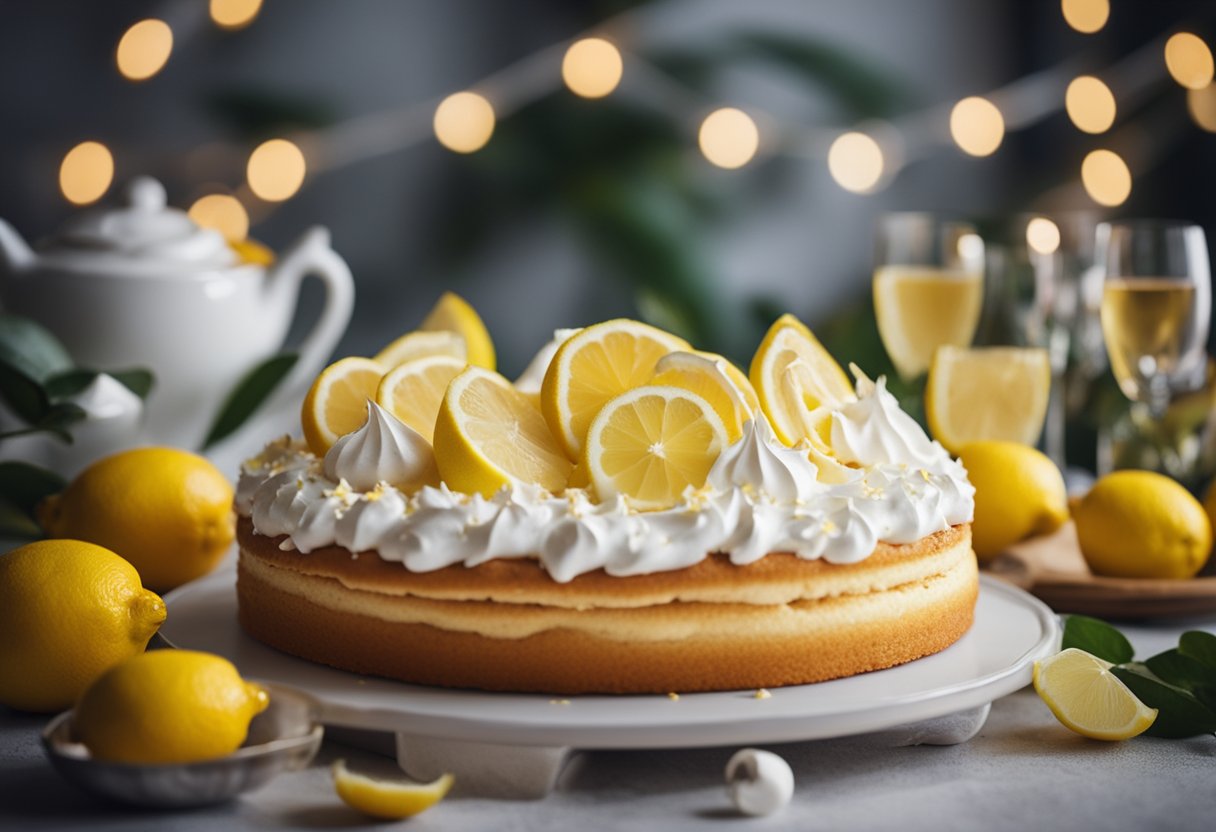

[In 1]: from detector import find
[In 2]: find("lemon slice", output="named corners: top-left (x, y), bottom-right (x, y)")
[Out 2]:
top-left (301, 357), bottom-right (385, 455)
top-left (434, 366), bottom-right (573, 496)
top-left (652, 351), bottom-right (754, 442)
top-left (584, 385), bottom-right (727, 510)
top-left (332, 759), bottom-right (453, 820)
top-left (373, 330), bottom-right (467, 370)
top-left (749, 314), bottom-right (854, 446)
top-left (541, 319), bottom-right (690, 459)
top-left (419, 291), bottom-right (496, 370)
top-left (926, 345), bottom-right (1052, 455)
top-left (1032, 648), bottom-right (1157, 741)
top-left (375, 355), bottom-right (466, 443)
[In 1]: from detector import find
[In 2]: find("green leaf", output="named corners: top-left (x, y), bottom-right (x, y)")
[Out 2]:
top-left (44, 368), bottom-right (155, 401)
top-left (1144, 649), bottom-right (1216, 710)
top-left (0, 460), bottom-right (65, 516)
top-left (0, 362), bottom-right (49, 424)
top-left (1111, 663), bottom-right (1216, 739)
top-left (1179, 631), bottom-right (1216, 671)
top-left (109, 369), bottom-right (155, 399)
top-left (0, 497), bottom-right (43, 539)
top-left (202, 353), bottom-right (298, 450)
top-left (0, 314), bottom-right (74, 382)
top-left (1061, 615), bottom-right (1135, 664)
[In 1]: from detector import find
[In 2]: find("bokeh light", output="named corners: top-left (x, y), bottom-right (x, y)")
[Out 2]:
top-left (188, 194), bottom-right (250, 242)
top-left (1061, 0), bottom-right (1109, 34)
top-left (562, 38), bottom-right (623, 99)
top-left (59, 141), bottom-right (114, 205)
top-left (433, 92), bottom-right (496, 154)
top-left (209, 0), bottom-right (263, 30)
top-left (1026, 217), bottom-right (1061, 255)
top-left (116, 19), bottom-right (173, 81)
top-left (1081, 149), bottom-right (1132, 207)
top-left (1187, 84), bottom-right (1216, 132)
top-left (1165, 33), bottom-right (1215, 90)
top-left (827, 132), bottom-right (884, 193)
top-left (949, 97), bottom-right (1005, 157)
top-left (698, 108), bottom-right (760, 170)
top-left (1065, 76), bottom-right (1116, 134)
top-left (246, 139), bottom-right (307, 201)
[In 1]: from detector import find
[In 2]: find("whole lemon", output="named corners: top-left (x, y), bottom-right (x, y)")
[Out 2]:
top-left (74, 650), bottom-right (269, 764)
top-left (1075, 470), bottom-right (1211, 579)
top-left (958, 440), bottom-right (1069, 562)
top-left (38, 447), bottom-right (235, 592)
top-left (0, 540), bottom-right (165, 713)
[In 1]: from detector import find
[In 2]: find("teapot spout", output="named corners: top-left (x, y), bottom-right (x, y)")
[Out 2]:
top-left (0, 219), bottom-right (35, 275)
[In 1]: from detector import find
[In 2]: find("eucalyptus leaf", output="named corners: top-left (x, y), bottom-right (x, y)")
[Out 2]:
top-left (44, 368), bottom-right (155, 401)
top-left (0, 460), bottom-right (65, 515)
top-left (1062, 615), bottom-right (1135, 665)
top-left (0, 496), bottom-right (43, 539)
top-left (0, 314), bottom-right (74, 382)
top-left (1111, 663), bottom-right (1216, 739)
top-left (1179, 631), bottom-right (1216, 671)
top-left (202, 353), bottom-right (298, 450)
top-left (0, 362), bottom-right (49, 425)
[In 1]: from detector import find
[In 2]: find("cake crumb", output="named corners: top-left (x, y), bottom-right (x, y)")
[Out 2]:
top-left (549, 698), bottom-right (571, 706)
top-left (753, 688), bottom-right (772, 700)
top-left (667, 692), bottom-right (680, 701)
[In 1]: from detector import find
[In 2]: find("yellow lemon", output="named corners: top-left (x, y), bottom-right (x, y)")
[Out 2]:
top-left (0, 540), bottom-right (164, 713)
top-left (419, 291), bottom-right (496, 370)
top-left (957, 440), bottom-right (1068, 562)
top-left (1033, 648), bottom-right (1157, 741)
top-left (651, 351), bottom-right (754, 442)
top-left (75, 650), bottom-right (269, 764)
top-left (332, 759), bottom-right (453, 819)
top-left (1075, 470), bottom-right (1212, 579)
top-left (300, 356), bottom-right (385, 455)
top-left (375, 355), bottom-right (467, 443)
top-left (229, 238), bottom-right (275, 266)
top-left (38, 447), bottom-right (235, 593)
top-left (372, 330), bottom-right (467, 370)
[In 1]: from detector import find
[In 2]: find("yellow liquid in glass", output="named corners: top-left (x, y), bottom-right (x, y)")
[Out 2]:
top-left (1101, 278), bottom-right (1198, 401)
top-left (873, 267), bottom-right (984, 379)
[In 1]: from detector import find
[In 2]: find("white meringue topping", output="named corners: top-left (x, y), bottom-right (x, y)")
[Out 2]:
top-left (322, 401), bottom-right (438, 493)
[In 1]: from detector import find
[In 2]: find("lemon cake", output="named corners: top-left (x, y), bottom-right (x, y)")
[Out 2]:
top-left (235, 309), bottom-right (977, 694)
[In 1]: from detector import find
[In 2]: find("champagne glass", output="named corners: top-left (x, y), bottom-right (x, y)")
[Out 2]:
top-left (873, 213), bottom-right (985, 381)
top-left (1098, 221), bottom-right (1211, 419)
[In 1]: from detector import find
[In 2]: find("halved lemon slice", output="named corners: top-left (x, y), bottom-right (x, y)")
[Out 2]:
top-left (749, 314), bottom-right (854, 446)
top-left (332, 759), bottom-right (453, 820)
top-left (434, 366), bottom-right (572, 496)
top-left (584, 385), bottom-right (727, 510)
top-left (301, 357), bottom-right (385, 455)
top-left (541, 319), bottom-right (690, 459)
top-left (375, 355), bottom-right (466, 443)
top-left (373, 330), bottom-right (467, 370)
top-left (1032, 648), bottom-right (1157, 741)
top-left (926, 345), bottom-right (1051, 455)
top-left (420, 291), bottom-right (496, 370)
top-left (652, 351), bottom-right (754, 442)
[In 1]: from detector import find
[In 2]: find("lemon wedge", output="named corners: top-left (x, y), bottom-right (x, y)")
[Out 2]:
top-left (541, 319), bottom-right (690, 459)
top-left (652, 351), bottom-right (755, 442)
top-left (376, 355), bottom-right (467, 443)
top-left (373, 330), bottom-right (467, 370)
top-left (925, 345), bottom-right (1051, 454)
top-left (434, 366), bottom-right (573, 496)
top-left (419, 291), bottom-right (496, 370)
top-left (332, 759), bottom-right (453, 820)
top-left (1033, 648), bottom-right (1157, 741)
top-left (301, 357), bottom-right (385, 455)
top-left (584, 385), bottom-right (727, 510)
top-left (749, 314), bottom-right (854, 446)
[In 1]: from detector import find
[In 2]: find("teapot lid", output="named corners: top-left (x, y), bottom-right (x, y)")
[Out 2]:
top-left (44, 177), bottom-right (238, 271)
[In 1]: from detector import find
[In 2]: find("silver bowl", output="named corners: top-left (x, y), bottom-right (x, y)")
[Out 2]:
top-left (41, 681), bottom-right (323, 809)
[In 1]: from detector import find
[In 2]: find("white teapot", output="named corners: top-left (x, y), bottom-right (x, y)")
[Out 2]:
top-left (0, 177), bottom-right (354, 452)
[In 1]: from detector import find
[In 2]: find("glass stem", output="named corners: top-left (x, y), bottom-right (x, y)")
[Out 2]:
top-left (1146, 373), bottom-right (1170, 420)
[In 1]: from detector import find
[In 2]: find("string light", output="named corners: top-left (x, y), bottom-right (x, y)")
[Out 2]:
top-left (116, 19), bottom-right (173, 81)
top-left (827, 132), bottom-right (884, 193)
top-left (1081, 149), bottom-right (1131, 207)
top-left (562, 38), bottom-right (623, 99)
top-left (188, 194), bottom-right (250, 242)
top-left (209, 0), bottom-right (263, 30)
top-left (59, 142), bottom-right (114, 205)
top-left (698, 108), bottom-right (759, 169)
top-left (1164, 33), bottom-right (1215, 90)
top-left (1061, 0), bottom-right (1109, 34)
top-left (433, 92), bottom-right (496, 154)
top-left (1187, 84), bottom-right (1216, 132)
top-left (949, 97), bottom-right (1004, 157)
top-left (1065, 76), bottom-right (1116, 134)
top-left (246, 139), bottom-right (306, 201)
top-left (1026, 217), bottom-right (1061, 255)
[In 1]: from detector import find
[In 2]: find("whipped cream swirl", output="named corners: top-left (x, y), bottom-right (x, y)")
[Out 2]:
top-left (237, 377), bottom-right (974, 581)
top-left (323, 402), bottom-right (437, 492)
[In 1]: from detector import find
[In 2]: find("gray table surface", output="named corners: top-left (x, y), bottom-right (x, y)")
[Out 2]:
top-left (4, 618), bottom-right (1215, 832)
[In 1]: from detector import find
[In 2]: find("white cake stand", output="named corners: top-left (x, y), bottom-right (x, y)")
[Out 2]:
top-left (162, 572), bottom-right (1058, 798)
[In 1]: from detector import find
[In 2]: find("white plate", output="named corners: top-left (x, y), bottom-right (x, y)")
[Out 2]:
top-left (162, 572), bottom-right (1058, 750)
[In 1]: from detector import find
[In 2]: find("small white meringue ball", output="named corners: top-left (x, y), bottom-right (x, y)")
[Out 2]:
top-left (725, 748), bottom-right (794, 816)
